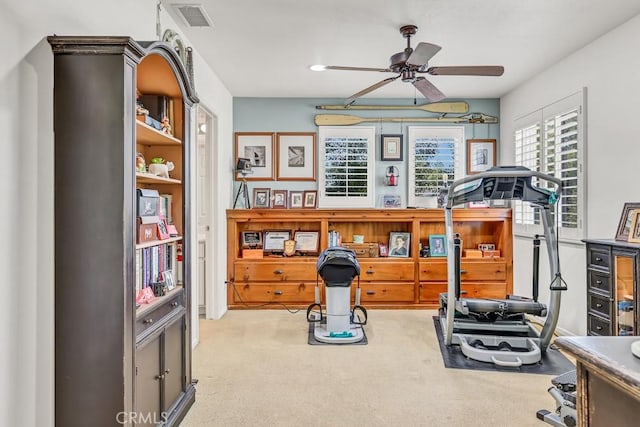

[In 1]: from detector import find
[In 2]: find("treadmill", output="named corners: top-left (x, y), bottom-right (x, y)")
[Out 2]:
top-left (439, 166), bottom-right (565, 367)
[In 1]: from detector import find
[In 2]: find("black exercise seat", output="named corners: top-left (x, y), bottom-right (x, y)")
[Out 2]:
top-left (439, 293), bottom-right (548, 317)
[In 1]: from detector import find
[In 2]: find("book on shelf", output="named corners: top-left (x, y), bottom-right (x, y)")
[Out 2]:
top-left (135, 241), bottom-right (179, 298)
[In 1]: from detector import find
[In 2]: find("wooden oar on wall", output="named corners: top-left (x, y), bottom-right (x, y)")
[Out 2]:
top-left (314, 113), bottom-right (498, 126)
top-left (315, 101), bottom-right (469, 114)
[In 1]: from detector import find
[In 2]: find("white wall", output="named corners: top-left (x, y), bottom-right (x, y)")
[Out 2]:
top-left (501, 13), bottom-right (640, 335)
top-left (0, 1), bottom-right (232, 425)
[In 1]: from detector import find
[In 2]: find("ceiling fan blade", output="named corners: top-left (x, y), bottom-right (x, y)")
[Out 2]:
top-left (325, 65), bottom-right (392, 72)
top-left (413, 77), bottom-right (446, 102)
top-left (426, 66), bottom-right (504, 76)
top-left (345, 75), bottom-right (400, 105)
top-left (406, 42), bottom-right (442, 66)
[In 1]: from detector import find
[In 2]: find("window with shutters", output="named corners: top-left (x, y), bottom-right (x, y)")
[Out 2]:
top-left (317, 126), bottom-right (375, 208)
top-left (408, 126), bottom-right (465, 207)
top-left (513, 88), bottom-right (586, 241)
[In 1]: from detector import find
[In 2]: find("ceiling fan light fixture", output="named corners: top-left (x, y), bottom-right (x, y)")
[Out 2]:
top-left (309, 64), bottom-right (327, 71)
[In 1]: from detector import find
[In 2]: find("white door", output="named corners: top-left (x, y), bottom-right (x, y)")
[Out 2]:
top-left (196, 107), bottom-right (213, 315)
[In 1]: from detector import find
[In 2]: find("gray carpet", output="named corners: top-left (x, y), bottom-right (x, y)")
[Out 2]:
top-left (182, 310), bottom-right (561, 426)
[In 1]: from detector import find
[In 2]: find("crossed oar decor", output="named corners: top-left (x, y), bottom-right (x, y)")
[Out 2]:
top-left (314, 112), bottom-right (498, 126)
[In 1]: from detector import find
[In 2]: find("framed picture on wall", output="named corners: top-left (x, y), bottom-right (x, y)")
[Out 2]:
top-left (381, 134), bottom-right (403, 161)
top-left (276, 132), bottom-right (317, 181)
top-left (289, 191), bottom-right (304, 208)
top-left (467, 139), bottom-right (496, 174)
top-left (235, 132), bottom-right (275, 181)
top-left (303, 191), bottom-right (317, 208)
top-left (272, 189), bottom-right (288, 208)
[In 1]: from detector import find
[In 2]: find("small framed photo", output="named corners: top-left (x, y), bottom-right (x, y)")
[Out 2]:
top-left (303, 190), bottom-right (317, 208)
top-left (157, 219), bottom-right (170, 240)
top-left (467, 139), bottom-right (497, 174)
top-left (253, 188), bottom-right (271, 208)
top-left (241, 231), bottom-right (263, 249)
top-left (163, 270), bottom-right (175, 291)
top-left (383, 194), bottom-right (402, 208)
top-left (616, 202), bottom-right (640, 241)
top-left (272, 189), bottom-right (288, 208)
top-left (381, 134), bottom-right (403, 161)
top-left (235, 132), bottom-right (275, 181)
top-left (289, 191), bottom-right (304, 208)
top-left (263, 229), bottom-right (291, 254)
top-left (388, 232), bottom-right (410, 257)
top-left (627, 211), bottom-right (640, 243)
top-left (276, 132), bottom-right (316, 181)
top-left (294, 231), bottom-right (320, 255)
top-left (429, 234), bottom-right (447, 257)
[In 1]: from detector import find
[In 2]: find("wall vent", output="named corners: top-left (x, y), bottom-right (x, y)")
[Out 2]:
top-left (172, 4), bottom-right (213, 27)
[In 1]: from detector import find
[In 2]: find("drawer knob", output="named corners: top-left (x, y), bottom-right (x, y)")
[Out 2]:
top-left (596, 280), bottom-right (602, 285)
top-left (595, 257), bottom-right (602, 262)
top-left (171, 301), bottom-right (178, 307)
top-left (366, 290), bottom-right (375, 295)
top-left (144, 318), bottom-right (154, 325)
top-left (596, 325), bottom-right (602, 331)
top-left (274, 290), bottom-right (283, 295)
top-left (460, 269), bottom-right (467, 274)
top-left (274, 269), bottom-right (283, 275)
top-left (595, 303), bottom-right (602, 308)
top-left (366, 269), bottom-right (374, 275)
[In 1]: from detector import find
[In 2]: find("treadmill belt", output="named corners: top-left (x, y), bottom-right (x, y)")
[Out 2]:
top-left (433, 317), bottom-right (575, 374)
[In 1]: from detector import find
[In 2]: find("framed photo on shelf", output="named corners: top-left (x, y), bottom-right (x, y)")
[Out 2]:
top-left (253, 188), bottom-right (271, 208)
top-left (157, 219), bottom-right (170, 240)
top-left (628, 211), bottom-right (640, 243)
top-left (294, 231), bottom-right (320, 255)
top-left (241, 231), bottom-right (263, 249)
top-left (388, 232), bottom-right (410, 257)
top-left (272, 189), bottom-right (288, 208)
top-left (163, 270), bottom-right (175, 291)
top-left (276, 132), bottom-right (316, 181)
top-left (616, 202), bottom-right (640, 241)
top-left (263, 229), bottom-right (291, 254)
top-left (383, 194), bottom-right (402, 208)
top-left (429, 234), bottom-right (447, 257)
top-left (235, 132), bottom-right (275, 181)
top-left (289, 191), bottom-right (304, 208)
top-left (303, 190), bottom-right (317, 208)
top-left (381, 134), bottom-right (403, 161)
top-left (467, 139), bottom-right (496, 174)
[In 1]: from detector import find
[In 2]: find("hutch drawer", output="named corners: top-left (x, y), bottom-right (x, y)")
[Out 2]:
top-left (231, 282), bottom-right (316, 303)
top-left (356, 283), bottom-right (415, 302)
top-left (587, 270), bottom-right (612, 295)
top-left (587, 246), bottom-right (611, 271)
top-left (588, 314), bottom-right (612, 336)
top-left (359, 261), bottom-right (415, 281)
top-left (234, 261), bottom-right (316, 282)
top-left (136, 289), bottom-right (184, 336)
top-left (587, 292), bottom-right (611, 319)
top-left (418, 260), bottom-right (507, 281)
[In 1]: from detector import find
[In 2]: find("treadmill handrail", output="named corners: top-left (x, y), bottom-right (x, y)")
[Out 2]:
top-left (446, 169), bottom-right (563, 209)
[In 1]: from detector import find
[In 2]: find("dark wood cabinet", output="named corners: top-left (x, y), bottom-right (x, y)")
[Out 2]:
top-left (49, 36), bottom-right (198, 426)
top-left (583, 239), bottom-right (639, 336)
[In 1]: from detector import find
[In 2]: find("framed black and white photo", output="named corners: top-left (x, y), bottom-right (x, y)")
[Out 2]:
top-left (163, 270), bottom-right (175, 291)
top-left (235, 132), bottom-right (275, 180)
top-left (289, 191), bottom-right (304, 208)
top-left (263, 230), bottom-right (291, 253)
top-left (303, 190), bottom-right (317, 208)
top-left (429, 234), bottom-right (447, 257)
top-left (388, 232), bottom-right (410, 257)
top-left (467, 139), bottom-right (496, 174)
top-left (381, 134), bottom-right (403, 161)
top-left (294, 231), bottom-right (320, 255)
top-left (253, 188), bottom-right (271, 208)
top-left (272, 189), bottom-right (288, 208)
top-left (241, 231), bottom-right (263, 249)
top-left (276, 132), bottom-right (316, 181)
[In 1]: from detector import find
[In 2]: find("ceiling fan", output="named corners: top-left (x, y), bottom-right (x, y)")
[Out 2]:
top-left (311, 24), bottom-right (504, 105)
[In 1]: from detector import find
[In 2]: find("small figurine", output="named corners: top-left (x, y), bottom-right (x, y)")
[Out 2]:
top-left (161, 116), bottom-right (172, 135)
top-left (135, 152), bottom-right (146, 173)
top-left (135, 89), bottom-right (149, 116)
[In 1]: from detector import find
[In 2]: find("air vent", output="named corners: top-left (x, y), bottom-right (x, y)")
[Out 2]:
top-left (172, 4), bottom-right (213, 27)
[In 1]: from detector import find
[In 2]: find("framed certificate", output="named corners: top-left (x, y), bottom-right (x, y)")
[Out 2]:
top-left (263, 230), bottom-right (291, 253)
top-left (294, 231), bottom-right (320, 255)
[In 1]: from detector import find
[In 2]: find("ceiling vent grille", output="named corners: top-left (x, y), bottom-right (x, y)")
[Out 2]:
top-left (172, 4), bottom-right (213, 27)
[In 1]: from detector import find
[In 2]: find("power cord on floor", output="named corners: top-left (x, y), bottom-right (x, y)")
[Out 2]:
top-left (227, 281), bottom-right (302, 313)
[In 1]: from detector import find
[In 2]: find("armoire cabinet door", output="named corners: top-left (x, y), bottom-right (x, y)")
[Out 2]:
top-left (163, 315), bottom-right (186, 411)
top-left (135, 335), bottom-right (162, 426)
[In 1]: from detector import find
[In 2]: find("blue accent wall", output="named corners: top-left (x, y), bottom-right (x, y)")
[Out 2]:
top-left (233, 97), bottom-right (499, 208)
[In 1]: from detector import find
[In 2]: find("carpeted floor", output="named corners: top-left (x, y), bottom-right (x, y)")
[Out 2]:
top-left (181, 310), bottom-right (562, 426)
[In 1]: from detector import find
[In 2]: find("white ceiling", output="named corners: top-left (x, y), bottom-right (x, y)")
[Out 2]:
top-left (166, 0), bottom-right (640, 101)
